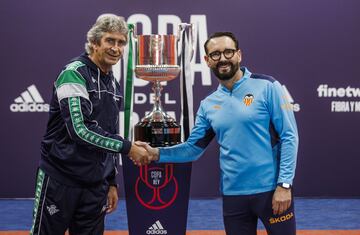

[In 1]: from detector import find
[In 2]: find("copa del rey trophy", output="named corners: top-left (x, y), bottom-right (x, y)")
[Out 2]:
top-left (133, 23), bottom-right (194, 146)
top-left (122, 24), bottom-right (195, 235)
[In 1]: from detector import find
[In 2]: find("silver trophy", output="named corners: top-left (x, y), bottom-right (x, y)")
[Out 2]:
top-left (131, 23), bottom-right (194, 146)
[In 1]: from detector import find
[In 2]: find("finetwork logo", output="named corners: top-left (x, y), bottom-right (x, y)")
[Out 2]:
top-left (10, 85), bottom-right (49, 112)
top-left (282, 85), bottom-right (300, 112)
top-left (317, 84), bottom-right (360, 112)
top-left (146, 220), bottom-right (167, 234)
top-left (317, 84), bottom-right (360, 97)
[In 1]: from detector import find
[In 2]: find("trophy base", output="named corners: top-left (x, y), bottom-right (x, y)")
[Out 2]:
top-left (135, 121), bottom-right (181, 147)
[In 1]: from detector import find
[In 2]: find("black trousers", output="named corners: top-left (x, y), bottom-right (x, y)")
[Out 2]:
top-left (223, 190), bottom-right (296, 235)
top-left (30, 169), bottom-right (109, 235)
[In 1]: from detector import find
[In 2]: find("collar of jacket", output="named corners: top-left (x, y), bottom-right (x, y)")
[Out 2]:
top-left (71, 53), bottom-right (114, 83)
top-left (218, 67), bottom-right (251, 94)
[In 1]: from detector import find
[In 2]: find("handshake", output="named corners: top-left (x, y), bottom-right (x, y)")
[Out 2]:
top-left (127, 141), bottom-right (160, 166)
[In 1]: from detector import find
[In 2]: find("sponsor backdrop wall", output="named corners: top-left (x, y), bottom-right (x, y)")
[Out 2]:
top-left (1, 0), bottom-right (359, 198)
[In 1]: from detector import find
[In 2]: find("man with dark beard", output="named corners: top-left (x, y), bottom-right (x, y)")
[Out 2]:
top-left (137, 32), bottom-right (299, 235)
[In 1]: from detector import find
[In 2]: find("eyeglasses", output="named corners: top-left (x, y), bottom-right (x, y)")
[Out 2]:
top-left (208, 49), bottom-right (237, 61)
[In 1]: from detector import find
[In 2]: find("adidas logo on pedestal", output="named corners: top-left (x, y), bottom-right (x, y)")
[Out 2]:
top-left (10, 85), bottom-right (49, 112)
top-left (146, 220), bottom-right (167, 234)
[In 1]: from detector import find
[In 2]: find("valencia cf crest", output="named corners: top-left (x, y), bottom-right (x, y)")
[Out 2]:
top-left (243, 94), bottom-right (254, 106)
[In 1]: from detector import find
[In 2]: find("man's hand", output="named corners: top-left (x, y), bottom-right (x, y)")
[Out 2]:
top-left (272, 186), bottom-right (292, 215)
top-left (134, 141), bottom-right (159, 162)
top-left (106, 185), bottom-right (118, 214)
top-left (128, 142), bottom-right (150, 166)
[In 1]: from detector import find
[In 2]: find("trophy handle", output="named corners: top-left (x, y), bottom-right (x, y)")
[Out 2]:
top-left (177, 23), bottom-right (195, 61)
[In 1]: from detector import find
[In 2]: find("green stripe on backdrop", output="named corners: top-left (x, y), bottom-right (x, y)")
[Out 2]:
top-left (124, 24), bottom-right (134, 140)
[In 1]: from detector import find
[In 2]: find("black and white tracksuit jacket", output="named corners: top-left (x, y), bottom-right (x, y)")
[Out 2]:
top-left (40, 53), bottom-right (131, 187)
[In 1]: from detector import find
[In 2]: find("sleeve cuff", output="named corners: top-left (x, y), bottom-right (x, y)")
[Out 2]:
top-left (157, 148), bottom-right (165, 163)
top-left (277, 179), bottom-right (293, 185)
top-left (120, 139), bottom-right (132, 154)
top-left (107, 174), bottom-right (118, 187)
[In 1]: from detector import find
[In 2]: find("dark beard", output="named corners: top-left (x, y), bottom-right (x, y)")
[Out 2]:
top-left (212, 61), bottom-right (239, 81)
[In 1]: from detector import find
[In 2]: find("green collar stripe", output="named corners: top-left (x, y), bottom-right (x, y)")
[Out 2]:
top-left (56, 69), bottom-right (87, 88)
top-left (30, 169), bottom-right (45, 235)
top-left (69, 97), bottom-right (122, 152)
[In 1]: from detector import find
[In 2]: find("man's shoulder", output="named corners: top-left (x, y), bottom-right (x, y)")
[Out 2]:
top-left (250, 73), bottom-right (277, 83)
top-left (200, 89), bottom-right (223, 107)
top-left (204, 88), bottom-right (220, 98)
top-left (56, 60), bottom-right (89, 88)
top-left (63, 60), bottom-right (87, 72)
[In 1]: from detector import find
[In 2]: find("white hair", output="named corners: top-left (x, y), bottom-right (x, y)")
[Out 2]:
top-left (85, 13), bottom-right (128, 54)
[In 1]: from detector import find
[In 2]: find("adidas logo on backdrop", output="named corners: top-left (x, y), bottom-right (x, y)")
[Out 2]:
top-left (282, 85), bottom-right (300, 112)
top-left (10, 85), bottom-right (49, 112)
top-left (146, 220), bottom-right (167, 234)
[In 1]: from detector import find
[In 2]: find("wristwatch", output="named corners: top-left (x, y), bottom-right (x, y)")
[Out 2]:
top-left (277, 183), bottom-right (291, 189)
